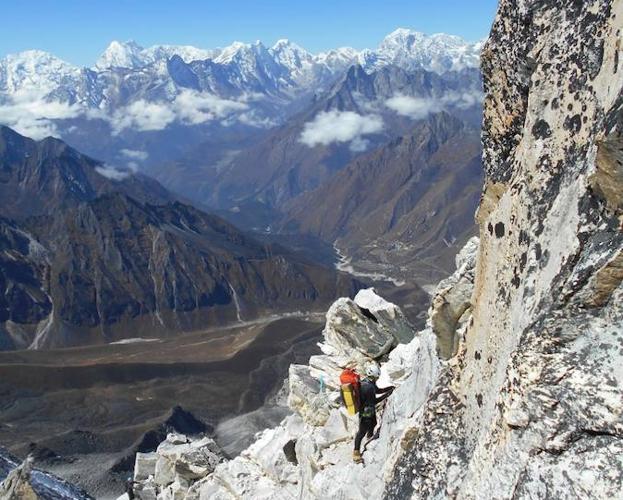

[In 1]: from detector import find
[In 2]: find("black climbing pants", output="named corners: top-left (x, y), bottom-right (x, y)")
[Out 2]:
top-left (354, 415), bottom-right (377, 452)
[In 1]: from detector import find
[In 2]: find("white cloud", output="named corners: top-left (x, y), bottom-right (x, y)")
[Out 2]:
top-left (111, 100), bottom-right (176, 134)
top-left (174, 90), bottom-right (248, 125)
top-left (451, 90), bottom-right (484, 109)
top-left (386, 95), bottom-right (443, 120)
top-left (0, 89), bottom-right (265, 139)
top-left (300, 110), bottom-right (384, 150)
top-left (385, 90), bottom-right (483, 119)
top-left (108, 90), bottom-right (250, 134)
top-left (120, 148), bottom-right (149, 161)
top-left (0, 89), bottom-right (81, 140)
top-left (236, 111), bottom-right (277, 128)
top-left (349, 136), bottom-right (371, 152)
top-left (95, 164), bottom-right (132, 181)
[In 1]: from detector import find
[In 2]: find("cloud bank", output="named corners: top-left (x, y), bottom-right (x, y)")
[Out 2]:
top-left (0, 89), bottom-right (81, 140)
top-left (300, 110), bottom-right (383, 151)
top-left (95, 164), bottom-right (132, 181)
top-left (120, 149), bottom-right (149, 161)
top-left (0, 89), bottom-right (257, 140)
top-left (108, 90), bottom-right (250, 134)
top-left (385, 91), bottom-right (483, 119)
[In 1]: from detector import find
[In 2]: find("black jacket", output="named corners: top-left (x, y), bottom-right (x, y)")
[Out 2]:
top-left (359, 378), bottom-right (393, 417)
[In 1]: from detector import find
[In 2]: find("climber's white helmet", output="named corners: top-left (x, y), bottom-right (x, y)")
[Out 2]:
top-left (365, 363), bottom-right (381, 380)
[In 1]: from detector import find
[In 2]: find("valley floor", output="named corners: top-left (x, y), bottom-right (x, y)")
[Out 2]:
top-left (0, 314), bottom-right (324, 498)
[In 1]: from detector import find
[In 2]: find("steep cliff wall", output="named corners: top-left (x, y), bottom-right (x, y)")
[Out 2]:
top-left (387, 1), bottom-right (623, 498)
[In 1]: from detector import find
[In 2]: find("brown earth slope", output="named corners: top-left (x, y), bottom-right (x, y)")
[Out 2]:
top-left (283, 112), bottom-right (483, 284)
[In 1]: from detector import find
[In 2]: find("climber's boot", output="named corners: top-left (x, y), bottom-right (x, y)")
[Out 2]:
top-left (353, 450), bottom-right (363, 464)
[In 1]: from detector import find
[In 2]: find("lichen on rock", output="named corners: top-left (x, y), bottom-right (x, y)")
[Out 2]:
top-left (386, 1), bottom-right (623, 498)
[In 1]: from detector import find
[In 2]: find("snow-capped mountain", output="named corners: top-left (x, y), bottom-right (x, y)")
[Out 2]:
top-left (95, 40), bottom-right (218, 70)
top-left (0, 50), bottom-right (82, 95)
top-left (0, 28), bottom-right (483, 166)
top-left (0, 29), bottom-right (482, 111)
top-left (373, 28), bottom-right (483, 72)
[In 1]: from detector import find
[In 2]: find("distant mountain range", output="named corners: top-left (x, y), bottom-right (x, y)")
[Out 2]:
top-left (0, 126), bottom-right (360, 350)
top-left (0, 29), bottom-right (482, 143)
top-left (191, 64), bottom-right (482, 210)
top-left (1, 29), bottom-right (481, 105)
top-left (0, 28), bottom-right (485, 308)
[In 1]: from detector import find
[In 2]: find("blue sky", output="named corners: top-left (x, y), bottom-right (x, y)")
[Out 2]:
top-left (1, 0), bottom-right (499, 66)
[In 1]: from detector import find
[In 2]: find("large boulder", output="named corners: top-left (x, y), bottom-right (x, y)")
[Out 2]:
top-left (353, 288), bottom-right (415, 344)
top-left (321, 297), bottom-right (394, 362)
top-left (155, 434), bottom-right (223, 484)
top-left (132, 433), bottom-right (224, 499)
top-left (320, 287), bottom-right (415, 364)
top-left (134, 452), bottom-right (158, 482)
top-left (288, 289), bottom-right (418, 426)
top-left (429, 236), bottom-right (478, 359)
top-left (287, 364), bottom-right (332, 426)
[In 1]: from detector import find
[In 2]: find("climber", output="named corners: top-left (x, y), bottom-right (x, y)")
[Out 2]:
top-left (353, 363), bottom-right (394, 464)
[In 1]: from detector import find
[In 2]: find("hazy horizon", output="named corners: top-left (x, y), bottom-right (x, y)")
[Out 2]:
top-left (0, 0), bottom-right (498, 65)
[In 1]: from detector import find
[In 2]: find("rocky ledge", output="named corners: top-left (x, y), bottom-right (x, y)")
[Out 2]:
top-left (125, 239), bottom-right (479, 500)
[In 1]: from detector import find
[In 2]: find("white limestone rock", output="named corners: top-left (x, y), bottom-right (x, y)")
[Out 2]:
top-left (134, 452), bottom-right (158, 482)
top-left (287, 364), bottom-right (333, 426)
top-left (354, 288), bottom-right (415, 344)
top-left (133, 479), bottom-right (158, 500)
top-left (155, 434), bottom-right (223, 482)
top-left (307, 354), bottom-right (343, 392)
top-left (133, 433), bottom-right (225, 498)
top-left (241, 426), bottom-right (298, 485)
top-left (321, 292), bottom-right (399, 362)
top-left (384, 2), bottom-right (623, 499)
top-left (429, 236), bottom-right (478, 359)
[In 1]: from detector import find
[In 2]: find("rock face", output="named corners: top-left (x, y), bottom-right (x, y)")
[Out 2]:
top-left (0, 217), bottom-right (52, 350)
top-left (386, 1), bottom-right (623, 498)
top-left (428, 236), bottom-right (478, 359)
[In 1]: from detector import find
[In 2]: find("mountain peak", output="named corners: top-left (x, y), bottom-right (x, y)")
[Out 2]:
top-left (1, 49), bottom-right (76, 71)
top-left (213, 40), bottom-right (271, 65)
top-left (95, 40), bottom-right (216, 70)
top-left (213, 41), bottom-right (252, 63)
top-left (271, 39), bottom-right (306, 51)
top-left (95, 40), bottom-right (145, 69)
top-left (270, 39), bottom-right (312, 71)
top-left (384, 27), bottom-right (426, 40)
top-left (375, 28), bottom-right (479, 73)
top-left (273, 38), bottom-right (292, 48)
